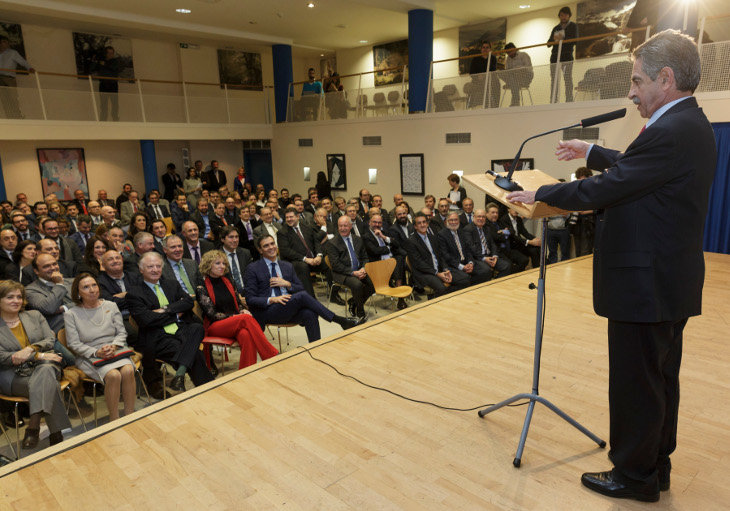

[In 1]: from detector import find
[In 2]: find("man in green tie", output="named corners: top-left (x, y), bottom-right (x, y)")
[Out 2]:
top-left (127, 252), bottom-right (213, 394)
top-left (161, 235), bottom-right (203, 297)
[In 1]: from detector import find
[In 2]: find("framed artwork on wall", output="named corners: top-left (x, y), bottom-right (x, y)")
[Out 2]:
top-left (217, 49), bottom-right (263, 90)
top-left (72, 32), bottom-right (135, 79)
top-left (327, 154), bottom-right (347, 190)
top-left (400, 153), bottom-right (424, 195)
top-left (491, 157), bottom-right (534, 173)
top-left (37, 148), bottom-right (89, 201)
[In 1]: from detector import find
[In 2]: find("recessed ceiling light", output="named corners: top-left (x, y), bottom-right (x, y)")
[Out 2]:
top-left (360, 40), bottom-right (368, 44)
top-left (176, 8), bottom-right (191, 14)
top-left (307, 2), bottom-right (315, 7)
top-left (519, 4), bottom-right (530, 8)
top-left (320, 53), bottom-right (324, 57)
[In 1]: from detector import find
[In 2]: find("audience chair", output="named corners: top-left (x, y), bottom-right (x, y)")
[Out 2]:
top-left (405, 256), bottom-right (449, 298)
top-left (162, 217), bottom-right (174, 235)
top-left (191, 302), bottom-right (237, 377)
top-left (324, 255), bottom-right (352, 317)
top-left (266, 323), bottom-right (298, 352)
top-left (129, 316), bottom-right (174, 400)
top-left (0, 379), bottom-right (86, 460)
top-left (363, 259), bottom-right (413, 313)
top-left (499, 85), bottom-right (534, 107)
top-left (372, 92), bottom-right (388, 116)
top-left (387, 90), bottom-right (402, 113)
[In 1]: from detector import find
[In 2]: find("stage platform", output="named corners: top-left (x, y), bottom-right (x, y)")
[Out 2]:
top-left (2, 254), bottom-right (729, 510)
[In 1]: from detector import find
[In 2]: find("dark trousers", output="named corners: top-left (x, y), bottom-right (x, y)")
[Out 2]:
top-left (140, 323), bottom-right (213, 387)
top-left (339, 274), bottom-right (375, 311)
top-left (291, 259), bottom-right (332, 297)
top-left (412, 268), bottom-right (470, 298)
top-left (487, 256), bottom-right (512, 279)
top-left (547, 228), bottom-right (571, 264)
top-left (550, 61), bottom-right (574, 102)
top-left (607, 318), bottom-right (687, 486)
top-left (253, 291), bottom-right (335, 343)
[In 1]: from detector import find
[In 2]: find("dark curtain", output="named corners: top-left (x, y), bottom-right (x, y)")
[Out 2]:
top-left (703, 123), bottom-right (730, 254)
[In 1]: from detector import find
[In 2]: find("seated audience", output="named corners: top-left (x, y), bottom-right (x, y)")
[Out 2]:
top-left (6, 240), bottom-right (36, 284)
top-left (98, 249), bottom-right (141, 343)
top-left (0, 280), bottom-right (71, 449)
top-left (127, 252), bottom-right (213, 395)
top-left (459, 198), bottom-right (476, 226)
top-left (499, 208), bottom-right (541, 269)
top-left (253, 207), bottom-right (281, 246)
top-left (234, 206), bottom-right (258, 259)
top-left (77, 236), bottom-right (109, 276)
top-left (196, 250), bottom-right (278, 369)
top-left (68, 215), bottom-right (93, 252)
top-left (217, 226), bottom-right (251, 295)
top-left (100, 205), bottom-right (120, 229)
top-left (146, 190), bottom-right (171, 221)
top-left (464, 209), bottom-right (512, 280)
top-left (125, 212), bottom-right (149, 246)
top-left (278, 207), bottom-right (340, 303)
top-left (361, 213), bottom-right (407, 309)
top-left (28, 238), bottom-right (77, 281)
top-left (325, 216), bottom-right (374, 318)
top-left (190, 197), bottom-right (213, 241)
top-left (486, 203), bottom-right (526, 272)
top-left (209, 202), bottom-right (229, 242)
top-left (150, 218), bottom-right (168, 255)
top-left (11, 211), bottom-right (36, 242)
top-left (123, 232), bottom-right (156, 274)
top-left (244, 235), bottom-right (363, 342)
top-left (437, 212), bottom-right (491, 286)
top-left (406, 212), bottom-right (469, 298)
top-left (292, 198), bottom-right (314, 228)
top-left (171, 194), bottom-right (191, 233)
top-left (25, 253), bottom-right (74, 333)
top-left (64, 273), bottom-right (136, 421)
top-left (40, 218), bottom-right (82, 264)
top-left (120, 190), bottom-right (145, 226)
top-left (0, 229), bottom-right (17, 275)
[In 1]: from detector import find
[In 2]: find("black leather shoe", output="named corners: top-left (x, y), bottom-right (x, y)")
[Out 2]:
top-left (341, 316), bottom-right (367, 330)
top-left (21, 428), bottom-right (39, 450)
top-left (2, 411), bottom-right (23, 429)
top-left (48, 431), bottom-right (63, 446)
top-left (209, 364), bottom-right (219, 378)
top-left (330, 292), bottom-right (346, 306)
top-left (169, 375), bottom-right (186, 392)
top-left (581, 471), bottom-right (659, 502)
top-left (396, 298), bottom-right (407, 310)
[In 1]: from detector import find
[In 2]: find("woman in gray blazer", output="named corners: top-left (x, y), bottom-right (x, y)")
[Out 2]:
top-left (0, 280), bottom-right (71, 449)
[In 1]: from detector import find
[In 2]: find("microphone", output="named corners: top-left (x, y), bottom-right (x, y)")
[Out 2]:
top-left (579, 108), bottom-right (627, 128)
top-left (492, 108), bottom-right (628, 192)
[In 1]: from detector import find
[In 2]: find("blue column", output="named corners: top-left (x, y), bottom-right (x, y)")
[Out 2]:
top-left (408, 9), bottom-right (433, 113)
top-left (272, 44), bottom-right (293, 123)
top-left (139, 140), bottom-right (158, 194)
top-left (0, 152), bottom-right (6, 201)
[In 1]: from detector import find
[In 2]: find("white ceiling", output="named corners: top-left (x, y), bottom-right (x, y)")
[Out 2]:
top-left (0, 0), bottom-right (570, 54)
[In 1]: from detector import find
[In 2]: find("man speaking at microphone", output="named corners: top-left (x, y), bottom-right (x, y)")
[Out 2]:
top-left (507, 30), bottom-right (716, 502)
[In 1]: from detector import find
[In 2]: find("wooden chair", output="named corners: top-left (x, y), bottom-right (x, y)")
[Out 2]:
top-left (162, 217), bottom-right (174, 235)
top-left (0, 379), bottom-right (86, 460)
top-left (324, 255), bottom-right (352, 317)
top-left (193, 302), bottom-right (237, 377)
top-left (363, 259), bottom-right (412, 313)
top-left (57, 328), bottom-right (150, 427)
top-left (405, 256), bottom-right (449, 298)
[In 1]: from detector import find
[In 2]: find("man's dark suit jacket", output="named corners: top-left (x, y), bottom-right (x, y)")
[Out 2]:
top-left (389, 222), bottom-right (415, 246)
top-left (430, 215), bottom-right (447, 234)
top-left (277, 223), bottom-right (322, 262)
top-left (162, 172), bottom-right (183, 202)
top-left (203, 169), bottom-right (227, 192)
top-left (98, 271), bottom-right (143, 313)
top-left (361, 228), bottom-right (399, 261)
top-left (208, 215), bottom-right (229, 242)
top-left (536, 97), bottom-right (716, 323)
top-left (459, 211), bottom-right (475, 227)
top-left (234, 219), bottom-right (258, 259)
top-left (22, 259), bottom-right (76, 282)
top-left (405, 232), bottom-right (446, 275)
top-left (127, 277), bottom-right (198, 349)
top-left (145, 203), bottom-right (171, 220)
top-left (222, 247), bottom-right (252, 289)
top-left (162, 257), bottom-right (204, 292)
top-left (243, 258), bottom-right (306, 313)
top-left (170, 204), bottom-right (190, 233)
top-left (190, 210), bottom-right (211, 236)
top-left (223, 208), bottom-right (239, 225)
top-left (498, 213), bottom-right (536, 250)
top-left (437, 227), bottom-right (475, 269)
top-left (324, 234), bottom-right (368, 282)
top-left (182, 238), bottom-right (215, 261)
top-left (71, 198), bottom-right (90, 215)
top-left (463, 223), bottom-right (499, 259)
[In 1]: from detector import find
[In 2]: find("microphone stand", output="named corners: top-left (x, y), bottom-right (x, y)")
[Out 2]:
top-left (478, 218), bottom-right (606, 467)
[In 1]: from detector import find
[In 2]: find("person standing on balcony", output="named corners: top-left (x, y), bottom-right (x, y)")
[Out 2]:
top-left (300, 68), bottom-right (322, 120)
top-left (548, 6), bottom-right (578, 103)
top-left (503, 43), bottom-right (534, 107)
top-left (468, 41), bottom-right (498, 109)
top-left (0, 36), bottom-right (34, 119)
top-left (94, 46), bottom-right (122, 122)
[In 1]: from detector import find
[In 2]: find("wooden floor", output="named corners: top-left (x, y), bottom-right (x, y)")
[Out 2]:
top-left (2, 254), bottom-right (730, 510)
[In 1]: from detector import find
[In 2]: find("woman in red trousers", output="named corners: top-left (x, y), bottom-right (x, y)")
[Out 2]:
top-left (196, 250), bottom-right (278, 369)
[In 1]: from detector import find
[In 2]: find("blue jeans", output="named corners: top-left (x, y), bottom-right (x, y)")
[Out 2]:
top-left (547, 228), bottom-right (571, 264)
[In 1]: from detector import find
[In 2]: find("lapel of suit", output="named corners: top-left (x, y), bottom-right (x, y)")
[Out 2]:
top-left (0, 317), bottom-right (22, 350)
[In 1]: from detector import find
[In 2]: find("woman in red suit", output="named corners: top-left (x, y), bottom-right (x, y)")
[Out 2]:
top-left (196, 250), bottom-right (278, 369)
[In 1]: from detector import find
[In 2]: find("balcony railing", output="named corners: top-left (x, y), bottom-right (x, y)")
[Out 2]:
top-left (0, 69), bottom-right (274, 124)
top-left (285, 66), bottom-right (409, 122)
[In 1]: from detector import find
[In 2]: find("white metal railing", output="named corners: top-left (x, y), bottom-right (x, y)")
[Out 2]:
top-left (285, 66), bottom-right (409, 122)
top-left (0, 70), bottom-right (274, 124)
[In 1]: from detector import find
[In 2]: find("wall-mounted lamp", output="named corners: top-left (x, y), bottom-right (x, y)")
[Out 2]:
top-left (303, 166), bottom-right (311, 181)
top-left (368, 168), bottom-right (377, 184)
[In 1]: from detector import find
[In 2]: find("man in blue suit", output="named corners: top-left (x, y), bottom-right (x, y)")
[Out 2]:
top-left (244, 235), bottom-right (364, 343)
top-left (508, 31), bottom-right (716, 502)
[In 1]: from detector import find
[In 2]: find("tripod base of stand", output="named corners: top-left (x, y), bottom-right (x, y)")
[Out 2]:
top-left (479, 392), bottom-right (606, 467)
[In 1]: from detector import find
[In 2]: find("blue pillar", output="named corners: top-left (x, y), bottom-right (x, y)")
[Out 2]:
top-left (408, 9), bottom-right (433, 113)
top-left (139, 140), bottom-right (158, 194)
top-left (272, 44), bottom-right (293, 123)
top-left (0, 152), bottom-right (6, 202)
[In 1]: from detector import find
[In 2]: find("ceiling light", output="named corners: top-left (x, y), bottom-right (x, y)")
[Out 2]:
top-left (307, 2), bottom-right (315, 7)
top-left (519, 4), bottom-right (530, 8)
top-left (360, 40), bottom-right (368, 44)
top-left (320, 53), bottom-right (324, 57)
top-left (176, 8), bottom-right (191, 14)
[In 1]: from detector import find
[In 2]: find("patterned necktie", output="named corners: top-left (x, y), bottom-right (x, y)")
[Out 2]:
top-left (452, 231), bottom-right (465, 261)
top-left (191, 245), bottom-right (200, 264)
top-left (478, 228), bottom-right (490, 255)
top-left (295, 226), bottom-right (313, 258)
top-left (269, 262), bottom-right (282, 296)
top-left (154, 284), bottom-right (178, 334)
top-left (177, 262), bottom-right (194, 295)
top-left (344, 237), bottom-right (359, 270)
top-left (155, 205), bottom-right (162, 219)
top-left (229, 253), bottom-right (243, 291)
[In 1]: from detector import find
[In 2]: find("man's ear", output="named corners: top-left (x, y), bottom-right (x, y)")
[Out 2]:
top-left (658, 67), bottom-right (675, 90)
